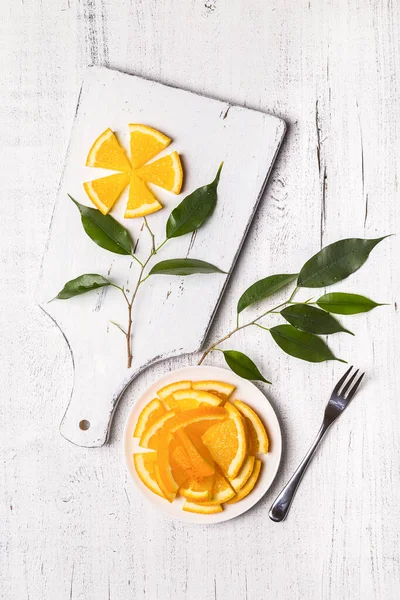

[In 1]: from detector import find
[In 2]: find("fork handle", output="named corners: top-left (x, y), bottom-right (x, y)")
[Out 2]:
top-left (269, 423), bottom-right (329, 522)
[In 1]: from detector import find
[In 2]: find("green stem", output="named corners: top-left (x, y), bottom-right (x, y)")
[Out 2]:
top-left (253, 323), bottom-right (270, 332)
top-left (144, 216), bottom-right (156, 255)
top-left (197, 285), bottom-right (298, 365)
top-left (130, 253), bottom-right (144, 267)
top-left (110, 284), bottom-right (130, 306)
top-left (123, 226), bottom-right (169, 367)
top-left (110, 320), bottom-right (127, 335)
top-left (288, 286), bottom-right (299, 303)
top-left (139, 273), bottom-right (151, 285)
top-left (155, 238), bottom-right (168, 253)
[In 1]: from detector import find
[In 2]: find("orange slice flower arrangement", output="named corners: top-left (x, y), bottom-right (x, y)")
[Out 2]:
top-left (84, 125), bottom-right (183, 218)
top-left (133, 379), bottom-right (269, 514)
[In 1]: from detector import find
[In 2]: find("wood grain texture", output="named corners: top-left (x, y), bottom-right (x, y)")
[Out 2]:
top-left (1, 0), bottom-right (399, 599)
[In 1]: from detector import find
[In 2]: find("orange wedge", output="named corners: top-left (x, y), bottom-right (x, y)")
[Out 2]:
top-left (124, 173), bottom-right (163, 218)
top-left (133, 452), bottom-right (165, 499)
top-left (164, 389), bottom-right (222, 412)
top-left (175, 429), bottom-right (215, 477)
top-left (136, 151), bottom-right (183, 194)
top-left (157, 380), bottom-right (191, 400)
top-left (139, 411), bottom-right (176, 450)
top-left (154, 462), bottom-right (176, 503)
top-left (201, 403), bottom-right (247, 479)
top-left (197, 471), bottom-right (235, 505)
top-left (86, 128), bottom-right (131, 172)
top-left (171, 444), bottom-right (193, 472)
top-left (192, 380), bottom-right (235, 400)
top-left (170, 442), bottom-right (194, 485)
top-left (227, 459), bottom-right (262, 504)
top-left (134, 398), bottom-right (166, 438)
top-left (229, 455), bottom-right (255, 491)
top-left (168, 407), bottom-right (226, 433)
top-left (180, 476), bottom-right (213, 501)
top-left (186, 420), bottom-right (223, 438)
top-left (155, 435), bottom-right (179, 499)
top-left (83, 172), bottom-right (130, 214)
top-left (233, 400), bottom-right (269, 454)
top-left (131, 380), bottom-right (267, 512)
top-left (129, 124), bottom-right (171, 169)
top-left (182, 500), bottom-right (223, 514)
top-left (185, 389), bottom-right (233, 437)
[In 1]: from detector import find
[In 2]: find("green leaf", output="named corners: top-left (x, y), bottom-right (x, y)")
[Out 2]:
top-left (269, 324), bottom-right (344, 363)
top-left (316, 292), bottom-right (384, 315)
top-left (237, 274), bottom-right (298, 313)
top-left (166, 163), bottom-right (223, 238)
top-left (149, 258), bottom-right (225, 276)
top-left (218, 350), bottom-right (271, 383)
top-left (297, 236), bottom-right (389, 288)
top-left (55, 274), bottom-right (111, 299)
top-left (280, 304), bottom-right (353, 335)
top-left (69, 195), bottom-right (133, 255)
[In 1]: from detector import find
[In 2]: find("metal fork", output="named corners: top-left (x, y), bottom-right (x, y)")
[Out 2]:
top-left (269, 366), bottom-right (365, 522)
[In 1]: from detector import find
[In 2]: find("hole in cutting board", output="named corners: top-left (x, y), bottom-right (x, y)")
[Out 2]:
top-left (79, 420), bottom-right (90, 431)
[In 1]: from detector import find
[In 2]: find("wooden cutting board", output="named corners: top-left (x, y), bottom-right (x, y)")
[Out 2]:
top-left (36, 66), bottom-right (285, 447)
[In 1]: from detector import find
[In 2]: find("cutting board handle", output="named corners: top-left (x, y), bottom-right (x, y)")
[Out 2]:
top-left (58, 349), bottom-right (189, 447)
top-left (59, 358), bottom-right (142, 448)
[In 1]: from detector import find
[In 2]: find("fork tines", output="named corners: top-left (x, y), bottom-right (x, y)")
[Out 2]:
top-left (334, 365), bottom-right (365, 400)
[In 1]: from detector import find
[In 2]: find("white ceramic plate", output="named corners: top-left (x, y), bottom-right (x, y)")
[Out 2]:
top-left (123, 365), bottom-right (282, 524)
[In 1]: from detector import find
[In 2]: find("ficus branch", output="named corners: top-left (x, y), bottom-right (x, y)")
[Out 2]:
top-left (198, 287), bottom-right (298, 365)
top-left (119, 220), bottom-right (169, 368)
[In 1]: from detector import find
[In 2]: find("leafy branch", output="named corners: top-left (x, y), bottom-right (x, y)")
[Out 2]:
top-left (198, 236), bottom-right (390, 382)
top-left (54, 162), bottom-right (390, 383)
top-left (54, 165), bottom-right (224, 368)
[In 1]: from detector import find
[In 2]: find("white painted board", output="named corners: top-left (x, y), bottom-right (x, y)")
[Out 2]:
top-left (3, 1), bottom-right (400, 598)
top-left (36, 66), bottom-right (286, 447)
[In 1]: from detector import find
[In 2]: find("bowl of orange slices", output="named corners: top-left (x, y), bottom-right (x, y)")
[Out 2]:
top-left (124, 366), bottom-right (282, 523)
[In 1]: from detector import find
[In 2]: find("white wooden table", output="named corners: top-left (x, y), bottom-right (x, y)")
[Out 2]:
top-left (1, 1), bottom-right (399, 599)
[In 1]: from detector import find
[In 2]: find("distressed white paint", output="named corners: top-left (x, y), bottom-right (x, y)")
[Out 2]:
top-left (37, 66), bottom-right (285, 447)
top-left (1, 1), bottom-right (399, 599)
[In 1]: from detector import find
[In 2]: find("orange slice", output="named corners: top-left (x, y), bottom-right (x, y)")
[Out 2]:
top-left (171, 444), bottom-right (193, 471)
top-left (155, 434), bottom-right (179, 498)
top-left (86, 128), bottom-right (131, 172)
top-left (168, 407), bottom-right (226, 433)
top-left (175, 430), bottom-right (215, 477)
top-left (186, 420), bottom-right (223, 438)
top-left (197, 471), bottom-right (235, 505)
top-left (227, 459), bottom-right (262, 504)
top-left (156, 380), bottom-right (191, 400)
top-left (136, 151), bottom-right (183, 194)
top-left (133, 453), bottom-right (165, 499)
top-left (124, 173), bottom-right (163, 219)
top-left (229, 455), bottom-right (255, 491)
top-left (185, 381), bottom-right (235, 436)
top-left (192, 380), bottom-right (235, 400)
top-left (164, 389), bottom-right (222, 412)
top-left (233, 400), bottom-right (269, 454)
top-left (201, 403), bottom-right (247, 479)
top-left (182, 500), bottom-right (222, 514)
top-left (154, 462), bottom-right (176, 503)
top-left (133, 398), bottom-right (166, 438)
top-left (170, 442), bottom-right (194, 485)
top-left (83, 172), bottom-right (130, 214)
top-left (180, 476), bottom-right (213, 501)
top-left (139, 411), bottom-right (176, 450)
top-left (129, 124), bottom-right (171, 169)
